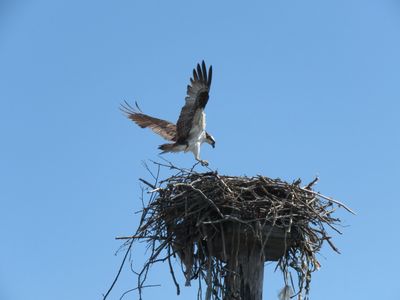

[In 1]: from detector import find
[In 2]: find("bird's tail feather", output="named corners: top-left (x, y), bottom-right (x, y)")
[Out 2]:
top-left (158, 143), bottom-right (184, 154)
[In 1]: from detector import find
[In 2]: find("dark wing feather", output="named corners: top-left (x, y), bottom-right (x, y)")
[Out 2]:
top-left (120, 101), bottom-right (177, 141)
top-left (175, 61), bottom-right (212, 143)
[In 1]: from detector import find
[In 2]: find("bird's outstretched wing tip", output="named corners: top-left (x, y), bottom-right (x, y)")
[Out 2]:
top-left (120, 100), bottom-right (144, 115)
top-left (134, 101), bottom-right (143, 112)
top-left (190, 60), bottom-right (212, 85)
top-left (119, 101), bottom-right (133, 116)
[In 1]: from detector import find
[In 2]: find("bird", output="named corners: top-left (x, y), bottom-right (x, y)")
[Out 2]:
top-left (121, 61), bottom-right (215, 166)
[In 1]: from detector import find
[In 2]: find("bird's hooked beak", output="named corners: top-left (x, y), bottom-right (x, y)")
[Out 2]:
top-left (205, 132), bottom-right (216, 148)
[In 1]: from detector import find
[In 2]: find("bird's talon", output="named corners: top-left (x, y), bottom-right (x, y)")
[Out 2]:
top-left (201, 160), bottom-right (209, 166)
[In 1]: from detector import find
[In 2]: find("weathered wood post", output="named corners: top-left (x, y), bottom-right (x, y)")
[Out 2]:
top-left (208, 222), bottom-right (295, 300)
top-left (224, 242), bottom-right (265, 300)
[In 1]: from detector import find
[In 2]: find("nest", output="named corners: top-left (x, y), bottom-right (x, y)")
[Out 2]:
top-left (113, 162), bottom-right (353, 300)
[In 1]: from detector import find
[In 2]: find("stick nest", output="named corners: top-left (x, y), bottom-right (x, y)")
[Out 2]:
top-left (127, 163), bottom-right (353, 300)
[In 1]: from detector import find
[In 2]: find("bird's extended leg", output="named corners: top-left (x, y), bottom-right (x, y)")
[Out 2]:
top-left (193, 142), bottom-right (208, 166)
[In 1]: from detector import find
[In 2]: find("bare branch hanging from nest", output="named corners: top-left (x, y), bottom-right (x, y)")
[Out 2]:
top-left (106, 161), bottom-right (353, 300)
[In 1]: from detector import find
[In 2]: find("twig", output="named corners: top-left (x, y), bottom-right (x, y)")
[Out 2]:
top-left (119, 284), bottom-right (161, 300)
top-left (301, 188), bottom-right (356, 215)
top-left (304, 177), bottom-right (319, 190)
top-left (103, 239), bottom-right (134, 300)
top-left (167, 245), bottom-right (181, 295)
top-left (115, 235), bottom-right (168, 240)
top-left (139, 178), bottom-right (156, 190)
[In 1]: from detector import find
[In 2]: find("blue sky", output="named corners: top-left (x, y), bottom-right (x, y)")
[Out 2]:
top-left (1, 0), bottom-right (399, 299)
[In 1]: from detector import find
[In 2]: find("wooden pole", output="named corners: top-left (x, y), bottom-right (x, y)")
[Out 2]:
top-left (217, 223), bottom-right (266, 300)
top-left (225, 246), bottom-right (265, 300)
top-left (209, 222), bottom-right (291, 299)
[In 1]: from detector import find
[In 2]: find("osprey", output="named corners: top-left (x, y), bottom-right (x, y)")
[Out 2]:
top-left (121, 61), bottom-right (215, 166)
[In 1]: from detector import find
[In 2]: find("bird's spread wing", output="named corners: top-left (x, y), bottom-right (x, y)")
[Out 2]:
top-left (120, 101), bottom-right (177, 141)
top-left (176, 61), bottom-right (212, 143)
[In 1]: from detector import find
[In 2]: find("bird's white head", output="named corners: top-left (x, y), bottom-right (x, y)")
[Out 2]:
top-left (205, 132), bottom-right (216, 148)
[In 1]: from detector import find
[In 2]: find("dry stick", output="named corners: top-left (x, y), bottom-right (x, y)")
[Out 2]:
top-left (137, 240), bottom-right (156, 300)
top-left (174, 183), bottom-right (225, 218)
top-left (142, 160), bottom-right (158, 181)
top-left (325, 236), bottom-right (341, 254)
top-left (148, 235), bottom-right (173, 263)
top-left (215, 173), bottom-right (234, 194)
top-left (167, 245), bottom-right (181, 295)
top-left (103, 238), bottom-right (134, 300)
top-left (300, 188), bottom-right (356, 215)
top-left (304, 177), bottom-right (319, 190)
top-left (151, 158), bottom-right (197, 175)
top-left (115, 235), bottom-right (168, 240)
top-left (139, 178), bottom-right (157, 190)
top-left (119, 285), bottom-right (161, 300)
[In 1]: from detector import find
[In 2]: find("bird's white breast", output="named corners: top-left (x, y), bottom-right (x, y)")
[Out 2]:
top-left (186, 110), bottom-right (206, 149)
top-left (193, 109), bottom-right (206, 131)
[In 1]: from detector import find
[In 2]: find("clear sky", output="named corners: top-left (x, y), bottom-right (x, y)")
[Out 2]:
top-left (1, 0), bottom-right (399, 299)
